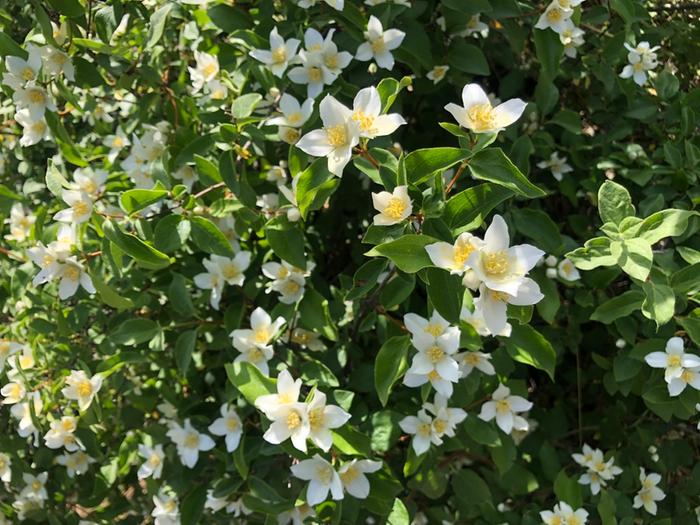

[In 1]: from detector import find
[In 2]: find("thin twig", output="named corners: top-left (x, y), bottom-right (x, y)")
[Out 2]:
top-left (445, 161), bottom-right (468, 194)
top-left (193, 181), bottom-right (226, 200)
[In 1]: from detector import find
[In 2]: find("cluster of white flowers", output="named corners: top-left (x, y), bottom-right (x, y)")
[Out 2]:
top-left (620, 41), bottom-right (660, 86)
top-left (399, 394), bottom-right (466, 454)
top-left (188, 51), bottom-right (228, 101)
top-left (541, 254), bottom-right (581, 282)
top-left (262, 259), bottom-right (314, 304)
top-left (644, 337), bottom-right (700, 396)
top-left (535, 0), bottom-right (586, 58)
top-left (572, 444), bottom-right (623, 495)
top-left (194, 252), bottom-right (252, 310)
top-left (541, 501), bottom-right (589, 525)
top-left (427, 214), bottom-right (545, 336)
top-left (633, 468), bottom-right (666, 515)
top-left (231, 307), bottom-right (286, 375)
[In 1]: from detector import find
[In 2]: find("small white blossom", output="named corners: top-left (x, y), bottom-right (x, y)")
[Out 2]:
top-left (167, 419), bottom-right (215, 468)
top-left (478, 384), bottom-right (533, 434)
top-left (445, 84), bottom-right (526, 135)
top-left (355, 16), bottom-right (405, 70)
top-left (290, 454), bottom-right (344, 505)
top-left (371, 185), bottom-right (412, 226)
top-left (62, 370), bottom-right (103, 411)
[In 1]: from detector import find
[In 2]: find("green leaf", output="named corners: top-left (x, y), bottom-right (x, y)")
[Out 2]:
top-left (549, 109), bottom-right (581, 134)
top-left (91, 274), bottom-right (134, 310)
top-left (146, 3), bottom-right (174, 48)
top-left (671, 263), bottom-right (700, 294)
top-left (444, 184), bottom-right (513, 233)
top-left (180, 485), bottom-right (207, 525)
top-left (119, 187), bottom-right (168, 214)
top-left (451, 469), bottom-right (492, 512)
top-left (404, 148), bottom-right (470, 185)
top-left (679, 318), bottom-right (700, 346)
top-left (641, 282), bottom-right (675, 329)
top-left (44, 112), bottom-right (88, 167)
top-left (225, 361), bottom-right (275, 405)
top-left (533, 29), bottom-right (563, 81)
top-left (47, 0), bottom-right (85, 17)
top-left (553, 470), bottom-right (582, 508)
top-left (374, 335), bottom-right (411, 406)
top-left (0, 31), bottom-right (27, 59)
top-left (207, 4), bottom-right (254, 32)
top-left (154, 215), bottom-right (191, 253)
top-left (426, 268), bottom-right (462, 324)
top-left (265, 218), bottom-right (306, 269)
top-left (447, 40), bottom-right (490, 75)
top-left (598, 180), bottom-right (635, 225)
top-left (295, 158), bottom-right (339, 219)
top-left (232, 93), bottom-right (263, 119)
top-left (365, 235), bottom-right (438, 273)
top-left (190, 216), bottom-right (235, 257)
top-left (194, 155), bottom-right (222, 185)
top-left (468, 148), bottom-right (546, 198)
top-left (566, 237), bottom-right (618, 270)
top-left (512, 208), bottom-right (562, 254)
top-left (610, 238), bottom-right (653, 281)
top-left (505, 324), bottom-right (556, 380)
top-left (102, 220), bottom-right (171, 270)
top-left (112, 319), bottom-right (160, 346)
top-left (597, 490), bottom-right (617, 525)
top-left (174, 330), bottom-right (197, 376)
top-left (590, 290), bottom-right (644, 324)
top-left (45, 160), bottom-right (70, 198)
top-left (376, 76), bottom-right (412, 112)
top-left (464, 416), bottom-right (501, 447)
top-left (631, 209), bottom-right (698, 244)
top-left (386, 499), bottom-right (410, 525)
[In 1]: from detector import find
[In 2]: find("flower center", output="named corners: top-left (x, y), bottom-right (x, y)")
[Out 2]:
top-left (417, 422), bottom-right (432, 437)
top-left (324, 54), bottom-right (339, 69)
top-left (248, 348), bottom-right (263, 361)
top-left (464, 353), bottom-right (480, 366)
top-left (254, 328), bottom-right (270, 344)
top-left (272, 46), bottom-right (287, 64)
top-left (454, 243), bottom-right (475, 266)
top-left (282, 128), bottom-right (301, 143)
top-left (287, 112), bottom-right (302, 125)
top-left (284, 280), bottom-right (301, 294)
top-left (184, 432), bottom-right (199, 448)
top-left (547, 7), bottom-right (563, 22)
top-left (681, 369), bottom-right (694, 382)
top-left (370, 38), bottom-right (386, 54)
top-left (28, 90), bottom-right (46, 104)
top-left (633, 62), bottom-right (645, 72)
top-left (495, 399), bottom-right (511, 414)
top-left (424, 323), bottom-right (442, 337)
top-left (32, 480), bottom-right (42, 491)
top-left (73, 200), bottom-right (90, 217)
top-left (325, 124), bottom-right (348, 147)
top-left (433, 418), bottom-right (447, 434)
top-left (667, 354), bottom-right (682, 368)
top-left (308, 407), bottom-right (324, 430)
top-left (316, 464), bottom-right (333, 484)
top-left (483, 251), bottom-right (509, 276)
top-left (308, 67), bottom-right (322, 82)
top-left (64, 266), bottom-right (81, 282)
top-left (226, 417), bottom-right (239, 431)
top-left (222, 264), bottom-right (239, 280)
top-left (164, 499), bottom-right (178, 513)
top-left (149, 453), bottom-right (162, 466)
top-left (76, 380), bottom-right (93, 397)
top-left (427, 370), bottom-right (440, 381)
top-left (383, 197), bottom-right (407, 220)
top-left (61, 418), bottom-right (76, 433)
top-left (466, 103), bottom-right (496, 132)
top-left (287, 410), bottom-right (301, 430)
top-left (427, 345), bottom-right (444, 363)
top-left (352, 111), bottom-right (376, 133)
top-left (340, 466), bottom-right (359, 484)
top-left (31, 121), bottom-right (47, 134)
top-left (202, 62), bottom-right (217, 78)
top-left (22, 67), bottom-right (35, 81)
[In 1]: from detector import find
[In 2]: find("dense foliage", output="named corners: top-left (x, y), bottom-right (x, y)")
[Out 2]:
top-left (0, 0), bottom-right (699, 524)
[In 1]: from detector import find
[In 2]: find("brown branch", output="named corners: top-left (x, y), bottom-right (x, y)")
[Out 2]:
top-left (445, 161), bottom-right (468, 194)
top-left (354, 147), bottom-right (380, 169)
top-left (193, 181), bottom-right (226, 200)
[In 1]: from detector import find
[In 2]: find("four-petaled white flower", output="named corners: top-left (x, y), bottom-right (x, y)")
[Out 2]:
top-left (620, 41), bottom-right (660, 86)
top-left (633, 468), bottom-right (665, 515)
top-left (269, 94), bottom-right (314, 145)
top-left (306, 390), bottom-right (351, 451)
top-left (338, 459), bottom-right (382, 499)
top-left (541, 501), bottom-right (588, 525)
top-left (426, 232), bottom-right (483, 275)
top-left (404, 327), bottom-right (461, 397)
top-left (371, 185), bottom-right (412, 226)
top-left (296, 95), bottom-right (360, 176)
top-left (291, 454), bottom-right (344, 505)
top-left (54, 189), bottom-right (93, 224)
top-left (645, 336), bottom-right (700, 396)
top-left (574, 445), bottom-right (622, 495)
top-left (250, 27), bottom-right (301, 78)
top-left (56, 451), bottom-right (93, 478)
top-left (455, 348), bottom-right (496, 377)
top-left (537, 151), bottom-right (573, 181)
top-left (189, 51), bottom-right (219, 93)
top-left (138, 444), bottom-right (165, 480)
top-left (446, 84), bottom-right (527, 135)
top-left (208, 403), bottom-right (243, 452)
top-left (557, 258), bottom-right (581, 281)
top-left (535, 2), bottom-right (574, 33)
top-left (399, 409), bottom-right (440, 455)
top-left (61, 370), bottom-right (103, 411)
top-left (356, 16), bottom-right (405, 70)
top-left (152, 488), bottom-right (180, 525)
top-left (426, 65), bottom-right (449, 84)
top-left (167, 418), bottom-right (215, 468)
top-left (478, 384), bottom-right (533, 434)
top-left (231, 307), bottom-right (285, 376)
top-left (351, 86), bottom-right (406, 139)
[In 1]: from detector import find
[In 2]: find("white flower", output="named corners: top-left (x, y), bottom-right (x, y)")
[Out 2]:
top-left (338, 459), bottom-right (382, 498)
top-left (56, 451), bottom-right (94, 477)
top-left (399, 409), bottom-right (441, 455)
top-left (138, 444), bottom-right (165, 480)
top-left (445, 84), bottom-right (527, 134)
top-left (351, 86), bottom-right (406, 139)
top-left (645, 337), bottom-right (700, 383)
top-left (577, 448), bottom-right (622, 495)
top-left (260, 390), bottom-right (310, 452)
top-left (73, 167), bottom-right (108, 196)
top-left (13, 82), bottom-right (55, 119)
top-left (277, 503), bottom-right (316, 525)
top-left (557, 258), bottom-right (581, 281)
top-left (560, 25), bottom-right (585, 58)
top-left (1, 381), bottom-right (25, 404)
top-left (535, 2), bottom-right (573, 33)
top-left (54, 189), bottom-right (93, 224)
top-left (15, 109), bottom-right (49, 147)
top-left (256, 369), bottom-right (302, 414)
top-left (633, 468), bottom-right (665, 515)
top-left (56, 258), bottom-right (96, 300)
top-left (307, 28), bottom-right (353, 77)
top-left (172, 165), bottom-right (197, 191)
top-left (43, 416), bottom-right (82, 451)
top-left (306, 390), bottom-right (351, 451)
top-left (426, 65), bottom-right (449, 84)
top-left (0, 452), bottom-right (11, 482)
top-left (189, 51), bottom-right (219, 93)
top-left (250, 27), bottom-right (300, 78)
top-left (289, 328), bottom-right (325, 351)
top-left (458, 14), bottom-right (489, 38)
top-left (620, 42), bottom-right (659, 86)
top-left (0, 340), bottom-right (22, 374)
top-left (287, 51), bottom-right (330, 99)
top-left (20, 472), bottom-right (48, 501)
top-left (208, 403), bottom-right (243, 452)
top-left (424, 394), bottom-right (467, 438)
top-left (2, 45), bottom-right (42, 89)
top-left (264, 261), bottom-right (308, 304)
top-left (167, 418), bottom-right (215, 468)
top-left (268, 93), bottom-right (314, 129)
top-left (193, 258), bottom-right (225, 310)
top-left (296, 94), bottom-right (360, 176)
top-left (62, 370), bottom-right (103, 411)
top-left (541, 502), bottom-right (588, 525)
top-left (296, 0), bottom-right (344, 9)
top-left (152, 489), bottom-right (180, 525)
top-left (667, 366), bottom-right (700, 396)
top-left (11, 391), bottom-right (43, 443)
top-left (5, 203), bottom-right (36, 242)
top-left (537, 152), bottom-right (573, 181)
top-left (355, 16), bottom-right (405, 70)
top-left (404, 311), bottom-right (456, 343)
top-left (215, 253), bottom-right (251, 286)
top-left (40, 45), bottom-right (74, 80)
top-left (455, 349), bottom-right (496, 377)
top-left (371, 185), bottom-right (412, 226)
top-left (403, 328), bottom-right (461, 397)
top-left (426, 232), bottom-right (483, 275)
top-left (478, 384), bottom-right (533, 434)
top-left (290, 454), bottom-right (344, 505)
top-left (231, 307), bottom-right (285, 375)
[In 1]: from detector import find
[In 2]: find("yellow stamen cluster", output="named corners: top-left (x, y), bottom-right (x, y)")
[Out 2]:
top-left (383, 198), bottom-right (407, 220)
